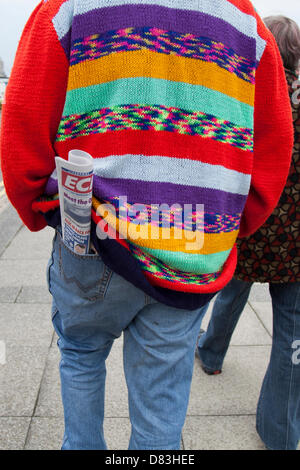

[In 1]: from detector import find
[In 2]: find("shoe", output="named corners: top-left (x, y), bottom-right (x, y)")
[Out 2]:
top-left (195, 330), bottom-right (222, 375)
top-left (201, 365), bottom-right (222, 375)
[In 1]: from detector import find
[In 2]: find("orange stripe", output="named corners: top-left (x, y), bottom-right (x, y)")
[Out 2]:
top-left (68, 49), bottom-right (254, 105)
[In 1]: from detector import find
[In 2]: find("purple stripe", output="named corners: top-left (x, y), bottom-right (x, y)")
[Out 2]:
top-left (71, 4), bottom-right (257, 62)
top-left (44, 174), bottom-right (246, 213)
top-left (92, 175), bottom-right (247, 214)
top-left (60, 28), bottom-right (72, 58)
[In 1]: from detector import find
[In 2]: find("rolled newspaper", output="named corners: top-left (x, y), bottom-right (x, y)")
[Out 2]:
top-left (55, 150), bottom-right (94, 254)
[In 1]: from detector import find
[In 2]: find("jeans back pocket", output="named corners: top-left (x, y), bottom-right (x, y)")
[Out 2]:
top-left (49, 230), bottom-right (113, 304)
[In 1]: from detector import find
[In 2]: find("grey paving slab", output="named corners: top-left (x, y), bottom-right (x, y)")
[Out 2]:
top-left (0, 286), bottom-right (20, 303)
top-left (249, 283), bottom-right (271, 303)
top-left (0, 345), bottom-right (50, 417)
top-left (188, 345), bottom-right (271, 416)
top-left (104, 418), bottom-right (131, 450)
top-left (0, 204), bottom-right (23, 257)
top-left (1, 225), bottom-right (54, 260)
top-left (0, 303), bottom-right (53, 344)
top-left (249, 302), bottom-right (273, 336)
top-left (0, 417), bottom-right (31, 450)
top-left (0, 304), bottom-right (53, 416)
top-left (16, 286), bottom-right (52, 304)
top-left (201, 302), bottom-right (272, 346)
top-left (24, 417), bottom-right (63, 450)
top-left (182, 415), bottom-right (266, 450)
top-left (0, 260), bottom-right (49, 286)
top-left (24, 417), bottom-right (131, 450)
top-left (34, 345), bottom-right (63, 418)
top-left (24, 416), bottom-right (300, 450)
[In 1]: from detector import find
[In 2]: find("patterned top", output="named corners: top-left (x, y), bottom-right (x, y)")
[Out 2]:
top-left (0, 0), bottom-right (294, 307)
top-left (235, 69), bottom-right (300, 283)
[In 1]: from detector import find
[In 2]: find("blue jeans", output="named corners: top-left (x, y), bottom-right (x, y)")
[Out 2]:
top-left (197, 278), bottom-right (300, 450)
top-left (47, 229), bottom-right (208, 450)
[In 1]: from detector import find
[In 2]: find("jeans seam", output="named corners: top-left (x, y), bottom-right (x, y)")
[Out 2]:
top-left (256, 371), bottom-right (266, 441)
top-left (97, 265), bottom-right (113, 300)
top-left (285, 285), bottom-right (300, 449)
top-left (59, 265), bottom-right (112, 301)
top-left (57, 235), bottom-right (113, 301)
top-left (51, 307), bottom-right (59, 321)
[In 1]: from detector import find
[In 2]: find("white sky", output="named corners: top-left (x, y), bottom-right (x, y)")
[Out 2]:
top-left (0, 0), bottom-right (300, 75)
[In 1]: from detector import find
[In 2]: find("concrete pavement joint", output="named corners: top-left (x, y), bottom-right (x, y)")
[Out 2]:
top-left (248, 300), bottom-right (272, 338)
top-left (23, 342), bottom-right (55, 450)
top-left (0, 213), bottom-right (23, 258)
top-left (14, 286), bottom-right (23, 304)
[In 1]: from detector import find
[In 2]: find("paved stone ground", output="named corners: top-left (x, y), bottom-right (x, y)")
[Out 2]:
top-left (0, 204), bottom-right (295, 450)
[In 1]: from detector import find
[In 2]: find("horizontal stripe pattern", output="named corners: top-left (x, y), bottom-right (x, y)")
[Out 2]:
top-left (71, 0), bottom-right (266, 60)
top-left (70, 4), bottom-right (258, 62)
top-left (92, 176), bottom-right (248, 215)
top-left (105, 197), bottom-right (241, 233)
top-left (92, 201), bottom-right (231, 292)
top-left (54, 130), bottom-right (254, 173)
top-left (46, 171), bottom-right (248, 214)
top-left (47, 0), bottom-right (266, 294)
top-left (95, 200), bottom-right (239, 254)
top-left (68, 49), bottom-right (255, 105)
top-left (70, 28), bottom-right (256, 85)
top-left (62, 77), bottom-right (253, 129)
top-left (91, 154), bottom-right (251, 196)
top-left (42, 176), bottom-right (241, 234)
top-left (141, 246), bottom-right (231, 273)
top-left (57, 104), bottom-right (253, 151)
top-left (134, 245), bottom-right (221, 287)
top-left (140, 245), bottom-right (237, 293)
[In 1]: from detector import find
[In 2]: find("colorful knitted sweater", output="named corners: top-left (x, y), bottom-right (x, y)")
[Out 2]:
top-left (0, 0), bottom-right (294, 308)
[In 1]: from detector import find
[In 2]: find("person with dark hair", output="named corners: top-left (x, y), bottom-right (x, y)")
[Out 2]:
top-left (196, 15), bottom-right (300, 451)
top-left (264, 16), bottom-right (300, 72)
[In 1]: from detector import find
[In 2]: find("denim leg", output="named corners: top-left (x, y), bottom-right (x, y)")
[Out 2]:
top-left (197, 278), bottom-right (252, 371)
top-left (47, 230), bottom-right (145, 449)
top-left (256, 282), bottom-right (300, 450)
top-left (123, 300), bottom-right (208, 450)
top-left (52, 309), bottom-right (113, 450)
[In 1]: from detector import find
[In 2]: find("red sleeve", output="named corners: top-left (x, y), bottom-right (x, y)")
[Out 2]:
top-left (0, 1), bottom-right (69, 231)
top-left (239, 30), bottom-right (294, 238)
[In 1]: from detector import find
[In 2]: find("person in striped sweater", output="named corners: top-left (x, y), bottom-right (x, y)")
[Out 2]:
top-left (0, 0), bottom-right (293, 450)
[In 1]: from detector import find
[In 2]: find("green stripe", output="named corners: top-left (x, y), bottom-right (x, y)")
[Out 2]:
top-left (63, 77), bottom-right (253, 129)
top-left (141, 246), bottom-right (231, 274)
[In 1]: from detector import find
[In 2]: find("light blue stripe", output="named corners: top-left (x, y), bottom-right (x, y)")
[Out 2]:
top-left (141, 246), bottom-right (231, 273)
top-left (52, 0), bottom-right (74, 40)
top-left (63, 77), bottom-right (253, 129)
top-left (53, 0), bottom-right (266, 60)
top-left (93, 155), bottom-right (251, 196)
top-left (70, 0), bottom-right (266, 60)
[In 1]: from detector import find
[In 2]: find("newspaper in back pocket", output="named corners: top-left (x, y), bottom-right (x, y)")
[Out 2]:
top-left (55, 150), bottom-right (94, 255)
